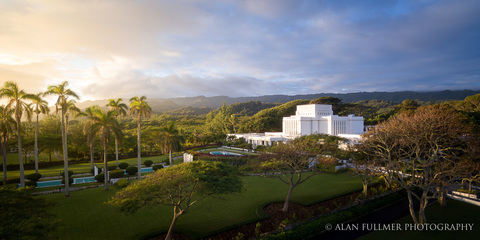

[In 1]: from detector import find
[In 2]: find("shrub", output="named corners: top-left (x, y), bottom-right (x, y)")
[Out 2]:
top-left (61, 177), bottom-right (73, 185)
top-left (115, 179), bottom-right (130, 188)
top-left (109, 169), bottom-right (125, 179)
top-left (118, 162), bottom-right (129, 169)
top-left (25, 181), bottom-right (37, 188)
top-left (143, 160), bottom-right (153, 167)
top-left (125, 166), bottom-right (138, 175)
top-left (152, 165), bottom-right (164, 171)
top-left (4, 178), bottom-right (20, 185)
top-left (60, 171), bottom-right (74, 178)
top-left (26, 173), bottom-right (42, 182)
top-left (94, 173), bottom-right (105, 182)
top-left (107, 165), bottom-right (117, 171)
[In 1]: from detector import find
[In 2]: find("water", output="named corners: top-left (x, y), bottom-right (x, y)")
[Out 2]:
top-left (141, 167), bottom-right (153, 173)
top-left (210, 151), bottom-right (243, 156)
top-left (23, 176), bottom-right (96, 188)
top-left (37, 180), bottom-right (62, 188)
top-left (73, 176), bottom-right (95, 184)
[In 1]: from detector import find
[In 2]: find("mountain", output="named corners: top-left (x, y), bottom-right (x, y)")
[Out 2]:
top-left (71, 90), bottom-right (480, 114)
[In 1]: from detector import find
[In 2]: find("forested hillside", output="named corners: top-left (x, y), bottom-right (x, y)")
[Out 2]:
top-left (74, 90), bottom-right (480, 114)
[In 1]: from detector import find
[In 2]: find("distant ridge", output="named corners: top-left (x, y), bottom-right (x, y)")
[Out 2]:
top-left (74, 90), bottom-right (479, 114)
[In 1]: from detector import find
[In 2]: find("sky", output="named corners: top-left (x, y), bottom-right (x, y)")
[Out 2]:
top-left (1, 0), bottom-right (479, 103)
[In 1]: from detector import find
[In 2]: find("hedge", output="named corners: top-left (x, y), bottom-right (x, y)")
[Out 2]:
top-left (60, 171), bottom-right (74, 178)
top-left (4, 178), bottom-right (20, 184)
top-left (107, 165), bottom-right (117, 171)
top-left (125, 166), bottom-right (138, 175)
top-left (262, 190), bottom-right (406, 240)
top-left (109, 169), bottom-right (125, 179)
top-left (118, 162), bottom-right (129, 169)
top-left (143, 160), bottom-right (153, 167)
top-left (26, 173), bottom-right (42, 182)
top-left (94, 173), bottom-right (105, 182)
top-left (61, 177), bottom-right (73, 185)
top-left (115, 179), bottom-right (130, 188)
top-left (152, 165), bottom-right (164, 171)
top-left (25, 181), bottom-right (37, 188)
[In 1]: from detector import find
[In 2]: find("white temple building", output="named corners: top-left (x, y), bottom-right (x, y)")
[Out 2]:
top-left (229, 104), bottom-right (364, 147)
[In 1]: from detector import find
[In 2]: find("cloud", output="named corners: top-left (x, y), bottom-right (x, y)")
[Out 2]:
top-left (0, 0), bottom-right (478, 103)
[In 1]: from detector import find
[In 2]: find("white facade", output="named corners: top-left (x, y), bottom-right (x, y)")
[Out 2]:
top-left (230, 104), bottom-right (364, 147)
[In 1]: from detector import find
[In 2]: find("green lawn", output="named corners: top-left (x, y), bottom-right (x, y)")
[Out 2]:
top-left (359, 199), bottom-right (480, 240)
top-left (5, 154), bottom-right (178, 178)
top-left (43, 173), bottom-right (362, 240)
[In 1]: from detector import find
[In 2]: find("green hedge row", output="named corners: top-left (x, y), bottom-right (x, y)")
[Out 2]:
top-left (262, 190), bottom-right (405, 240)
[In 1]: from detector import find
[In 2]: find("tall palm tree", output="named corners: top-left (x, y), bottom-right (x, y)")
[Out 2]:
top-left (0, 105), bottom-right (15, 181)
top-left (0, 82), bottom-right (36, 187)
top-left (45, 81), bottom-right (79, 197)
top-left (129, 96), bottom-right (151, 180)
top-left (64, 99), bottom-right (81, 133)
top-left (158, 121), bottom-right (184, 166)
top-left (88, 107), bottom-right (122, 190)
top-left (82, 106), bottom-right (100, 170)
top-left (32, 92), bottom-right (50, 174)
top-left (106, 98), bottom-right (128, 166)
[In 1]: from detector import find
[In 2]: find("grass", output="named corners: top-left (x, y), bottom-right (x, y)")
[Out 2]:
top-left (43, 173), bottom-right (362, 240)
top-left (4, 154), bottom-right (177, 178)
top-left (359, 199), bottom-right (480, 240)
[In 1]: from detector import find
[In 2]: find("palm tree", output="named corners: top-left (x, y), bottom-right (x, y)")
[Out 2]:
top-left (106, 99), bottom-right (128, 166)
top-left (158, 121), bottom-right (184, 166)
top-left (32, 93), bottom-right (50, 174)
top-left (0, 105), bottom-right (15, 181)
top-left (82, 106), bottom-right (100, 170)
top-left (64, 99), bottom-right (81, 133)
top-left (45, 81), bottom-right (79, 197)
top-left (129, 96), bottom-right (151, 180)
top-left (88, 107), bottom-right (122, 190)
top-left (0, 82), bottom-right (36, 187)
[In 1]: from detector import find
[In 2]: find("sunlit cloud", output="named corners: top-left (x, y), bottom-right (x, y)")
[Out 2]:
top-left (0, 0), bottom-right (478, 103)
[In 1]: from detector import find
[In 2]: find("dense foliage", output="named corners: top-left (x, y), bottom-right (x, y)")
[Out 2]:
top-left (0, 189), bottom-right (57, 240)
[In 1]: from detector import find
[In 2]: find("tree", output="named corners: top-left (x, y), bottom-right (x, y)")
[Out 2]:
top-left (0, 105), bottom-right (15, 181)
top-left (108, 161), bottom-right (243, 240)
top-left (88, 107), bottom-right (122, 190)
top-left (158, 121), bottom-right (184, 166)
top-left (0, 189), bottom-right (58, 240)
top-left (229, 114), bottom-right (239, 133)
top-left (64, 99), bottom-right (81, 133)
top-left (0, 82), bottom-right (36, 187)
top-left (82, 106), bottom-right (100, 169)
top-left (45, 81), bottom-right (80, 197)
top-left (31, 92), bottom-right (50, 174)
top-left (129, 96), bottom-right (151, 180)
top-left (106, 98), bottom-right (128, 166)
top-left (38, 115), bottom-right (62, 162)
top-left (259, 136), bottom-right (336, 212)
top-left (362, 105), bottom-right (475, 224)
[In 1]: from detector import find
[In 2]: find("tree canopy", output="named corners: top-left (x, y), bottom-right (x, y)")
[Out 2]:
top-left (108, 161), bottom-right (243, 240)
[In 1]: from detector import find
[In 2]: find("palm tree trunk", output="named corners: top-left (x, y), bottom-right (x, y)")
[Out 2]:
top-left (2, 139), bottom-right (7, 181)
top-left (104, 129), bottom-right (109, 191)
top-left (35, 113), bottom-right (39, 174)
top-left (169, 150), bottom-right (172, 166)
top-left (17, 116), bottom-right (25, 188)
top-left (90, 141), bottom-right (94, 170)
top-left (137, 116), bottom-right (142, 180)
top-left (62, 109), bottom-right (70, 197)
top-left (115, 136), bottom-right (119, 166)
